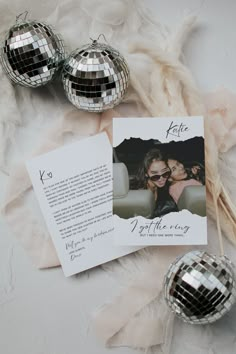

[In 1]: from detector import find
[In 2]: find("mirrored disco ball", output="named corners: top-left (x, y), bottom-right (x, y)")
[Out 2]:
top-left (62, 41), bottom-right (129, 112)
top-left (0, 21), bottom-right (65, 87)
top-left (164, 250), bottom-right (236, 324)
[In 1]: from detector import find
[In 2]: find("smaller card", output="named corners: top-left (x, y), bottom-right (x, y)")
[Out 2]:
top-left (26, 132), bottom-right (140, 277)
top-left (113, 117), bottom-right (207, 246)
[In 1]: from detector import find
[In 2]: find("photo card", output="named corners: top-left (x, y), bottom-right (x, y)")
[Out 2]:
top-left (113, 116), bottom-right (207, 246)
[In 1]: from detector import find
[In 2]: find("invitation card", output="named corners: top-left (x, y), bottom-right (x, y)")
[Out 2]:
top-left (113, 117), bottom-right (207, 246)
top-left (26, 133), bottom-right (139, 277)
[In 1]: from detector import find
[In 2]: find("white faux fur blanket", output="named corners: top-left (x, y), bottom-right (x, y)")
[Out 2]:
top-left (1, 1), bottom-right (236, 353)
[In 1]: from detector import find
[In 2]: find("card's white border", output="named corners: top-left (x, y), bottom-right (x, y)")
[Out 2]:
top-left (113, 116), bottom-right (204, 147)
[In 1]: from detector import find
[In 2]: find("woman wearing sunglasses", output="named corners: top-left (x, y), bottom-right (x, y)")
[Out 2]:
top-left (136, 149), bottom-right (178, 218)
top-left (167, 158), bottom-right (203, 203)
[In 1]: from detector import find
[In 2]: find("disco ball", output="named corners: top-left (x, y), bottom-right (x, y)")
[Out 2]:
top-left (62, 40), bottom-right (129, 112)
top-left (0, 20), bottom-right (65, 87)
top-left (164, 250), bottom-right (236, 324)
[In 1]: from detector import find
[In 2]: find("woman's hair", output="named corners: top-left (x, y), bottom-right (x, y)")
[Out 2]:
top-left (167, 154), bottom-right (205, 185)
top-left (135, 148), bottom-right (167, 189)
top-left (184, 161), bottom-right (205, 185)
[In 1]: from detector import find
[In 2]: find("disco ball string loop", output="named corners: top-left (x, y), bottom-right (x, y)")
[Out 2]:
top-left (15, 10), bottom-right (29, 24)
top-left (90, 33), bottom-right (108, 45)
top-left (0, 12), bottom-right (130, 112)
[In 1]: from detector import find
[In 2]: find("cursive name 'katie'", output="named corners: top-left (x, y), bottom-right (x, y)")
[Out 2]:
top-left (130, 218), bottom-right (190, 235)
top-left (166, 121), bottom-right (189, 139)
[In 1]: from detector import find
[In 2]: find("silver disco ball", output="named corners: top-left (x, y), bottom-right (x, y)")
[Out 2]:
top-left (0, 20), bottom-right (65, 87)
top-left (164, 250), bottom-right (236, 324)
top-left (62, 40), bottom-right (129, 112)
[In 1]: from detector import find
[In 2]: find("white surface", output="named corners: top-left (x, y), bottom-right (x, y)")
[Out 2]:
top-left (1, 1), bottom-right (236, 354)
top-left (148, 0), bottom-right (236, 92)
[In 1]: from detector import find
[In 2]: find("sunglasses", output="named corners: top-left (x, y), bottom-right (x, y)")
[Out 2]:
top-left (147, 171), bottom-right (170, 181)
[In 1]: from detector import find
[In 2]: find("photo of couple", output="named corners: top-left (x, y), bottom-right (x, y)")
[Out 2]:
top-left (113, 137), bottom-right (206, 219)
